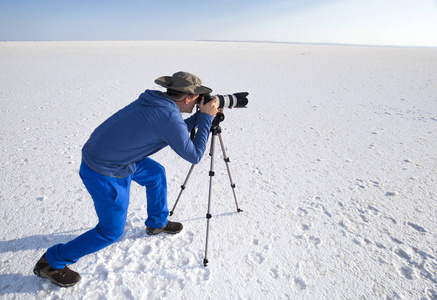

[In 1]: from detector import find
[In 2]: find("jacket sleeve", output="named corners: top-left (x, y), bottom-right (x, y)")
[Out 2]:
top-left (163, 112), bottom-right (214, 164)
top-left (184, 111), bottom-right (200, 132)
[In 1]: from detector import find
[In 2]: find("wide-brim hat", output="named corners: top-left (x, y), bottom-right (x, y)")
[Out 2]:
top-left (155, 71), bottom-right (212, 95)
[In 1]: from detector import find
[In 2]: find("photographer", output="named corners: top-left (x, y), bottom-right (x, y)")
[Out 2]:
top-left (34, 71), bottom-right (218, 287)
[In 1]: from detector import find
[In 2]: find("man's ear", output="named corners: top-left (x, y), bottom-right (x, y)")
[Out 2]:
top-left (185, 95), bottom-right (195, 104)
top-left (184, 95), bottom-right (190, 104)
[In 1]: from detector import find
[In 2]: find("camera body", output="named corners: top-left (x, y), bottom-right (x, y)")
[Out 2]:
top-left (200, 92), bottom-right (248, 108)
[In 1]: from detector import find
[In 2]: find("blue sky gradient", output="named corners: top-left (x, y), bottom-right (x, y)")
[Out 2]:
top-left (1, 0), bottom-right (436, 46)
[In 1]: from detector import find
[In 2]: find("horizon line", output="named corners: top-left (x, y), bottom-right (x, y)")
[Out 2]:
top-left (1, 39), bottom-right (436, 49)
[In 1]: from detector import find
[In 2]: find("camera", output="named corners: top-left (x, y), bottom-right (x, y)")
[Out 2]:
top-left (200, 92), bottom-right (249, 108)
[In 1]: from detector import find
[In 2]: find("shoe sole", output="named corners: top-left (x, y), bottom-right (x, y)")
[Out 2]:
top-left (146, 228), bottom-right (183, 236)
top-left (34, 268), bottom-right (80, 288)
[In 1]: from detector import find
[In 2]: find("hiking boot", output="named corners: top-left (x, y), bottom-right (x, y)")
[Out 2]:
top-left (146, 221), bottom-right (183, 235)
top-left (33, 253), bottom-right (81, 287)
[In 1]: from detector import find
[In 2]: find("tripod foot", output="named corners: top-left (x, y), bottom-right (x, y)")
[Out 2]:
top-left (203, 259), bottom-right (209, 267)
top-left (169, 211), bottom-right (174, 216)
top-left (237, 208), bottom-right (243, 213)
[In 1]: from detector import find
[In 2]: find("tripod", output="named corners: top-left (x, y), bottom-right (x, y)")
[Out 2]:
top-left (169, 112), bottom-right (242, 266)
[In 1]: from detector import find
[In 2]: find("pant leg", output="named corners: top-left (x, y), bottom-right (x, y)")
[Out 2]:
top-left (46, 160), bottom-right (132, 269)
top-left (132, 157), bottom-right (169, 229)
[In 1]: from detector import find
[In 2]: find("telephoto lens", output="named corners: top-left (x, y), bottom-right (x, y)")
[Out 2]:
top-left (202, 92), bottom-right (248, 108)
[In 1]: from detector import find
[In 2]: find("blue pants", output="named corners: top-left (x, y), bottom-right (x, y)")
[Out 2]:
top-left (46, 158), bottom-right (169, 269)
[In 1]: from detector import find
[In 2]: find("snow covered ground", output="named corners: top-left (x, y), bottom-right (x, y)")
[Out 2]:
top-left (0, 41), bottom-right (436, 299)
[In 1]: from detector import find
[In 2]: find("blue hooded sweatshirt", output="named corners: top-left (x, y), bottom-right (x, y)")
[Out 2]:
top-left (82, 90), bottom-right (214, 178)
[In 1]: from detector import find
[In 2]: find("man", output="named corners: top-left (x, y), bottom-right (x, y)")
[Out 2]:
top-left (34, 71), bottom-right (218, 287)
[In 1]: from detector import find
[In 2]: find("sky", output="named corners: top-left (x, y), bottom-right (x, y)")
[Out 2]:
top-left (1, 0), bottom-right (437, 47)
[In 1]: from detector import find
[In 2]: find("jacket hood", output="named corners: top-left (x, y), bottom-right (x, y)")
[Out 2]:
top-left (138, 90), bottom-right (178, 108)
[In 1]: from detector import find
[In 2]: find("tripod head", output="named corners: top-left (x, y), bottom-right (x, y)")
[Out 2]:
top-left (210, 112), bottom-right (226, 135)
top-left (212, 112), bottom-right (225, 127)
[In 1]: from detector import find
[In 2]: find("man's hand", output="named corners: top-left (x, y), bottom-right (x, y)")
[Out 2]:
top-left (199, 96), bottom-right (219, 116)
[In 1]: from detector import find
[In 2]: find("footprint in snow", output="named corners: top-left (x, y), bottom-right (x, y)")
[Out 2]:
top-left (407, 222), bottom-right (426, 233)
top-left (293, 277), bottom-right (307, 291)
top-left (254, 168), bottom-right (262, 175)
top-left (298, 207), bottom-right (309, 215)
top-left (270, 267), bottom-right (280, 279)
top-left (321, 205), bottom-right (332, 218)
top-left (188, 267), bottom-right (210, 282)
top-left (398, 266), bottom-right (415, 280)
top-left (247, 252), bottom-right (265, 265)
top-left (395, 247), bottom-right (411, 261)
top-left (309, 236), bottom-right (321, 246)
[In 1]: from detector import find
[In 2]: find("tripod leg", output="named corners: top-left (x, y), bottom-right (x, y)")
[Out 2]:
top-left (218, 133), bottom-right (243, 213)
top-left (170, 164), bottom-right (195, 216)
top-left (204, 133), bottom-right (217, 267)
